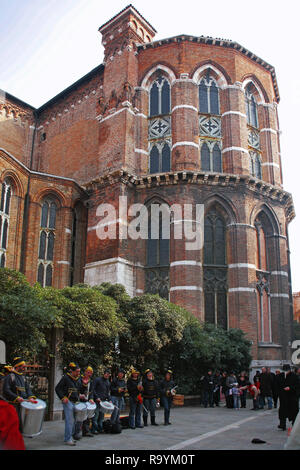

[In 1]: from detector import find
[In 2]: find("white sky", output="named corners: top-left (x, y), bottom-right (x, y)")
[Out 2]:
top-left (0, 0), bottom-right (299, 291)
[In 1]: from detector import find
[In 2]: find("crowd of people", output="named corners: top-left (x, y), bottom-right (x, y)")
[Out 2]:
top-left (54, 363), bottom-right (177, 446)
top-left (0, 358), bottom-right (177, 447)
top-left (1, 356), bottom-right (300, 449)
top-left (199, 365), bottom-right (300, 431)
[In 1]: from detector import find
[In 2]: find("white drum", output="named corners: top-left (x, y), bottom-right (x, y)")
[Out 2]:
top-left (100, 400), bottom-right (115, 412)
top-left (20, 399), bottom-right (46, 438)
top-left (86, 401), bottom-right (96, 419)
top-left (74, 402), bottom-right (87, 422)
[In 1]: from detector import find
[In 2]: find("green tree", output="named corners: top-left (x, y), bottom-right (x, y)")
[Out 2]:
top-left (38, 285), bottom-right (125, 372)
top-left (0, 268), bottom-right (56, 361)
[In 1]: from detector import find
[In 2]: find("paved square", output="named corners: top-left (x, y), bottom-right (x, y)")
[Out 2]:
top-left (23, 402), bottom-right (291, 451)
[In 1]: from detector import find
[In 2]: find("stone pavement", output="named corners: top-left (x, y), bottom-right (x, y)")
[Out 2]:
top-left (23, 401), bottom-right (292, 451)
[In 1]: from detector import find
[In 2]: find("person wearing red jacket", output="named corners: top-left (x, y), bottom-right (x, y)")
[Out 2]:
top-left (249, 376), bottom-right (260, 410)
top-left (0, 399), bottom-right (25, 450)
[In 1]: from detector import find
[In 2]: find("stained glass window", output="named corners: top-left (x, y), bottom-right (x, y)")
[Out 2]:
top-left (0, 179), bottom-right (13, 267)
top-left (148, 74), bottom-right (171, 174)
top-left (37, 198), bottom-right (57, 287)
top-left (204, 211), bottom-right (227, 328)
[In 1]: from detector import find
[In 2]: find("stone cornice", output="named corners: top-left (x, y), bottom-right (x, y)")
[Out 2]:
top-left (83, 169), bottom-right (295, 222)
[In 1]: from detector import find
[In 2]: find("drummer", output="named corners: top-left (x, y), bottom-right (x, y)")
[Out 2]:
top-left (78, 366), bottom-right (95, 438)
top-left (92, 368), bottom-right (119, 434)
top-left (111, 368), bottom-right (126, 412)
top-left (142, 369), bottom-right (160, 426)
top-left (55, 362), bottom-right (81, 446)
top-left (127, 368), bottom-right (144, 429)
top-left (159, 370), bottom-right (176, 425)
top-left (3, 357), bottom-right (37, 428)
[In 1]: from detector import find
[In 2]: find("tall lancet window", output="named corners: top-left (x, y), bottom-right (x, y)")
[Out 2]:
top-left (255, 215), bottom-right (272, 343)
top-left (145, 203), bottom-right (170, 300)
top-left (0, 179), bottom-right (12, 268)
top-left (148, 74), bottom-right (171, 173)
top-left (199, 70), bottom-right (222, 172)
top-left (37, 198), bottom-right (57, 287)
top-left (246, 83), bottom-right (262, 179)
top-left (245, 84), bottom-right (258, 128)
top-left (203, 210), bottom-right (228, 329)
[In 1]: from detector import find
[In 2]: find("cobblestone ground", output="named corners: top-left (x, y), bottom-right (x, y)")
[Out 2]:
top-left (23, 401), bottom-right (292, 451)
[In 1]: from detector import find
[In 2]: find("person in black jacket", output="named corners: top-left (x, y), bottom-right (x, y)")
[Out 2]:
top-left (111, 368), bottom-right (126, 412)
top-left (159, 370), bottom-right (176, 425)
top-left (213, 370), bottom-right (222, 407)
top-left (220, 371), bottom-right (230, 408)
top-left (3, 357), bottom-right (37, 430)
top-left (259, 367), bottom-right (273, 409)
top-left (127, 369), bottom-right (143, 429)
top-left (202, 370), bottom-right (215, 408)
top-left (55, 362), bottom-right (81, 446)
top-left (272, 369), bottom-right (282, 408)
top-left (278, 364), bottom-right (299, 431)
top-left (92, 368), bottom-right (119, 434)
top-left (142, 369), bottom-right (160, 426)
top-left (238, 374), bottom-right (250, 408)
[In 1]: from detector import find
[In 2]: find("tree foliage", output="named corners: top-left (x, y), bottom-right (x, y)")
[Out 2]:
top-left (0, 268), bottom-right (56, 361)
top-left (0, 270), bottom-right (253, 394)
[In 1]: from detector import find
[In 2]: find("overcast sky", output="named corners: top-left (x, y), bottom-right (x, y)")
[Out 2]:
top-left (0, 0), bottom-right (299, 291)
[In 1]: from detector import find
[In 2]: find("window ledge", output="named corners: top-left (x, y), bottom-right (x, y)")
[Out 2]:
top-left (258, 342), bottom-right (282, 348)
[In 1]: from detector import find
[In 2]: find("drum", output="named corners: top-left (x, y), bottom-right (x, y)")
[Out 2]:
top-left (100, 400), bottom-right (115, 412)
top-left (86, 401), bottom-right (96, 419)
top-left (74, 402), bottom-right (87, 422)
top-left (20, 399), bottom-right (47, 438)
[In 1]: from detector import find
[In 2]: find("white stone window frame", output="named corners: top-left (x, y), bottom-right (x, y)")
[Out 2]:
top-left (249, 150), bottom-right (262, 179)
top-left (37, 199), bottom-right (57, 287)
top-left (245, 88), bottom-right (259, 129)
top-left (148, 76), bottom-right (172, 117)
top-left (148, 138), bottom-right (172, 174)
top-left (0, 180), bottom-right (12, 267)
top-left (148, 75), bottom-right (172, 173)
top-left (198, 75), bottom-right (221, 115)
top-left (199, 139), bottom-right (223, 173)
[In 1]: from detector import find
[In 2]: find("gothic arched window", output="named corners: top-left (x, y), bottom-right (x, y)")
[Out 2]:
top-left (245, 85), bottom-right (258, 128)
top-left (148, 74), bottom-right (172, 174)
top-left (250, 152), bottom-right (262, 179)
top-left (201, 142), bottom-right (222, 172)
top-left (203, 210), bottom-right (227, 329)
top-left (37, 198), bottom-right (57, 287)
top-left (199, 71), bottom-right (222, 173)
top-left (255, 215), bottom-right (272, 342)
top-left (199, 77), bottom-right (220, 115)
top-left (145, 203), bottom-right (170, 299)
top-left (0, 179), bottom-right (13, 267)
top-left (149, 76), bottom-right (171, 117)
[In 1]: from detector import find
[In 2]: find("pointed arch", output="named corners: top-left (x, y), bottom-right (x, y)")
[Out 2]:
top-left (192, 63), bottom-right (229, 88)
top-left (242, 76), bottom-right (269, 104)
top-left (140, 63), bottom-right (177, 90)
top-left (203, 194), bottom-right (238, 226)
top-left (249, 203), bottom-right (280, 235)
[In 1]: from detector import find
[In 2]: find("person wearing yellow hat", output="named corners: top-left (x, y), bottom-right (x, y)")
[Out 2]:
top-left (142, 369), bottom-right (160, 426)
top-left (127, 368), bottom-right (144, 429)
top-left (78, 366), bottom-right (95, 438)
top-left (159, 370), bottom-right (177, 425)
top-left (55, 362), bottom-right (81, 446)
top-left (3, 357), bottom-right (37, 429)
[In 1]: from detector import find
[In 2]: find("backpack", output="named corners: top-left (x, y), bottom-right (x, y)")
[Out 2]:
top-left (103, 419), bottom-right (122, 434)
